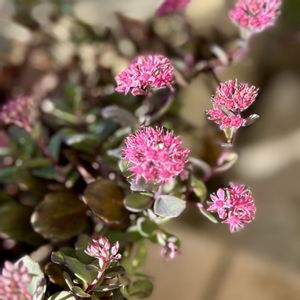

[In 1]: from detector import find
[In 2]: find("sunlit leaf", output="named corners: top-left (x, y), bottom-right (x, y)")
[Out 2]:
top-left (31, 192), bottom-right (87, 240)
top-left (83, 179), bottom-right (128, 227)
top-left (154, 195), bottom-right (186, 218)
top-left (124, 193), bottom-right (153, 212)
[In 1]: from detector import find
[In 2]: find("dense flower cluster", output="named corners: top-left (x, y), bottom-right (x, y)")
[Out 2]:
top-left (0, 261), bottom-right (31, 300)
top-left (207, 183), bottom-right (256, 232)
top-left (229, 0), bottom-right (281, 34)
top-left (115, 54), bottom-right (175, 96)
top-left (156, 0), bottom-right (191, 16)
top-left (122, 126), bottom-right (189, 185)
top-left (0, 96), bottom-right (35, 132)
top-left (85, 236), bottom-right (121, 269)
top-left (207, 79), bottom-right (258, 131)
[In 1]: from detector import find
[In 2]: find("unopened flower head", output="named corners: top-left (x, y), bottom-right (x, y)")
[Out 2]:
top-left (156, 0), bottom-right (191, 16)
top-left (207, 183), bottom-right (256, 233)
top-left (229, 0), bottom-right (281, 34)
top-left (85, 236), bottom-right (121, 269)
top-left (160, 241), bottom-right (181, 261)
top-left (0, 96), bottom-right (36, 132)
top-left (207, 80), bottom-right (258, 131)
top-left (122, 126), bottom-right (189, 185)
top-left (0, 260), bottom-right (31, 300)
top-left (115, 54), bottom-right (175, 96)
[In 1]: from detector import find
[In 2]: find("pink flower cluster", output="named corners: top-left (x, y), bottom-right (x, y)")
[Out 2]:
top-left (0, 261), bottom-right (32, 300)
top-left (207, 79), bottom-right (258, 131)
top-left (115, 54), bottom-right (175, 96)
top-left (122, 126), bottom-right (189, 185)
top-left (229, 0), bottom-right (281, 34)
top-left (85, 236), bottom-right (121, 269)
top-left (0, 96), bottom-right (35, 133)
top-left (156, 0), bottom-right (191, 16)
top-left (207, 183), bottom-right (256, 233)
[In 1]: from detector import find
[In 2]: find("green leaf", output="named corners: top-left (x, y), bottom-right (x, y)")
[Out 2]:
top-left (123, 279), bottom-right (153, 298)
top-left (45, 262), bottom-right (67, 288)
top-left (104, 266), bottom-right (126, 279)
top-left (31, 192), bottom-right (87, 240)
top-left (136, 218), bottom-right (158, 238)
top-left (153, 195), bottom-right (186, 218)
top-left (48, 129), bottom-right (70, 160)
top-left (0, 147), bottom-right (10, 156)
top-left (101, 105), bottom-right (139, 128)
top-left (83, 179), bottom-right (128, 227)
top-left (18, 255), bottom-right (46, 300)
top-left (124, 194), bottom-right (153, 213)
top-left (199, 207), bottom-right (218, 223)
top-left (63, 271), bottom-right (74, 290)
top-left (0, 166), bottom-right (19, 184)
top-left (0, 202), bottom-right (44, 245)
top-left (48, 291), bottom-right (76, 300)
top-left (215, 152), bottom-right (238, 173)
top-left (130, 178), bottom-right (157, 193)
top-left (32, 166), bottom-right (57, 179)
top-left (246, 114), bottom-right (260, 126)
top-left (52, 251), bottom-right (95, 285)
top-left (93, 283), bottom-right (123, 292)
top-left (71, 286), bottom-right (90, 298)
top-left (191, 177), bottom-right (207, 202)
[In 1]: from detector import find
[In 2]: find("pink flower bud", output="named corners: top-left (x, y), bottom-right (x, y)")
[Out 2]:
top-left (0, 260), bottom-right (32, 300)
top-left (0, 96), bottom-right (36, 132)
top-left (85, 236), bottom-right (121, 270)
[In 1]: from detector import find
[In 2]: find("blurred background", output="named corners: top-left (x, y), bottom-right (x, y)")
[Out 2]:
top-left (0, 0), bottom-right (300, 299)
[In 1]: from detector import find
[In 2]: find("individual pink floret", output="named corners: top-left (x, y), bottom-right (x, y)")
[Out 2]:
top-left (156, 0), bottom-right (191, 16)
top-left (207, 108), bottom-right (246, 130)
top-left (122, 126), bottom-right (189, 185)
top-left (207, 188), bottom-right (232, 219)
top-left (207, 183), bottom-right (256, 233)
top-left (0, 260), bottom-right (32, 300)
top-left (115, 54), bottom-right (175, 96)
top-left (85, 236), bottom-right (121, 270)
top-left (229, 0), bottom-right (281, 33)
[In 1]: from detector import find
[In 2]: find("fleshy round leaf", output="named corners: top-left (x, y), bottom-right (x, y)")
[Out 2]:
top-left (191, 177), bottom-right (207, 202)
top-left (83, 179), bottom-right (128, 227)
top-left (45, 262), bottom-right (67, 288)
top-left (124, 194), bottom-right (153, 212)
top-left (215, 152), bottom-right (238, 173)
top-left (154, 195), bottom-right (186, 218)
top-left (199, 207), bottom-right (218, 224)
top-left (31, 192), bottom-right (87, 241)
top-left (48, 291), bottom-right (76, 300)
top-left (122, 279), bottom-right (153, 298)
top-left (51, 251), bottom-right (95, 285)
top-left (71, 286), bottom-right (90, 298)
top-left (0, 202), bottom-right (44, 245)
top-left (93, 283), bottom-right (123, 292)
